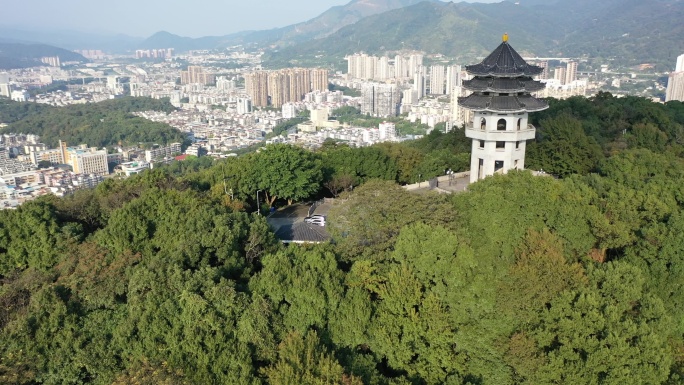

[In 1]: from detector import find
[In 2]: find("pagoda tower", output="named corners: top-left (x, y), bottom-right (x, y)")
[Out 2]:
top-left (460, 34), bottom-right (548, 183)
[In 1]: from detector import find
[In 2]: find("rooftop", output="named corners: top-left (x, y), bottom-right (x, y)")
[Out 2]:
top-left (273, 222), bottom-right (331, 244)
top-left (462, 77), bottom-right (545, 93)
top-left (458, 94), bottom-right (548, 113)
top-left (465, 35), bottom-right (544, 78)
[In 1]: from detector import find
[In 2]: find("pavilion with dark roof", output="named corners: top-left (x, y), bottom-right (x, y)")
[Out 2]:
top-left (460, 34), bottom-right (549, 183)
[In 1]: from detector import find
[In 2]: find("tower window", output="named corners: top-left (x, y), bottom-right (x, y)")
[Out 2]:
top-left (496, 141), bottom-right (505, 150)
top-left (479, 140), bottom-right (485, 148)
top-left (515, 141), bottom-right (520, 149)
top-left (480, 118), bottom-right (486, 130)
top-left (497, 119), bottom-right (507, 131)
top-left (517, 118), bottom-right (522, 130)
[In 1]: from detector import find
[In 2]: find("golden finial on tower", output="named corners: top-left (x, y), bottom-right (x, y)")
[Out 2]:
top-left (503, 33), bottom-right (509, 42)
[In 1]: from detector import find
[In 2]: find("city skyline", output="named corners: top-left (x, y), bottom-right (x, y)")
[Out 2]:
top-left (2, 0), bottom-right (500, 38)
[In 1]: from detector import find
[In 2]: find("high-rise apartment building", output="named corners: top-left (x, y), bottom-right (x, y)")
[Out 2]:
top-left (666, 73), bottom-right (684, 102)
top-left (429, 65), bottom-right (446, 95)
top-left (667, 54), bottom-right (684, 102)
top-left (40, 57), bottom-right (61, 67)
top-left (376, 56), bottom-right (390, 80)
top-left (245, 71), bottom-right (269, 107)
top-left (565, 61), bottom-right (578, 85)
top-left (446, 65), bottom-right (462, 95)
top-left (346, 54), bottom-right (377, 80)
top-left (237, 98), bottom-right (252, 114)
top-left (180, 66), bottom-right (215, 85)
top-left (450, 85), bottom-right (472, 128)
top-left (0, 72), bottom-right (10, 98)
top-left (554, 67), bottom-right (567, 85)
top-left (216, 76), bottom-right (236, 91)
top-left (413, 66), bottom-right (426, 99)
top-left (408, 54), bottom-right (424, 77)
top-left (244, 68), bottom-right (328, 108)
top-left (536, 61), bottom-right (549, 80)
top-left (361, 83), bottom-right (400, 117)
top-left (347, 53), bottom-right (425, 81)
top-left (311, 68), bottom-right (328, 92)
top-left (135, 49), bottom-right (173, 59)
top-left (395, 55), bottom-right (408, 78)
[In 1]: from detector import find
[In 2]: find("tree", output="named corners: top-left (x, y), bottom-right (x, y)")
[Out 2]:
top-left (527, 114), bottom-right (603, 177)
top-left (321, 145), bottom-right (398, 186)
top-left (262, 330), bottom-right (363, 385)
top-left (453, 172), bottom-right (604, 263)
top-left (324, 173), bottom-right (355, 197)
top-left (243, 144), bottom-right (322, 206)
top-left (327, 180), bottom-right (456, 260)
top-left (527, 262), bottom-right (673, 384)
top-left (624, 212), bottom-right (684, 335)
top-left (0, 199), bottom-right (71, 274)
top-left (626, 122), bottom-right (669, 152)
top-left (249, 245), bottom-right (344, 333)
top-left (375, 142), bottom-right (424, 184)
top-left (497, 229), bottom-right (587, 330)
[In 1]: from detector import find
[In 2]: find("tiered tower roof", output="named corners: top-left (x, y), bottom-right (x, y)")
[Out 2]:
top-left (459, 34), bottom-right (548, 113)
top-left (465, 35), bottom-right (544, 78)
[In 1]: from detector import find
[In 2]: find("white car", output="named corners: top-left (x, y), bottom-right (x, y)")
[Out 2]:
top-left (304, 216), bottom-right (326, 226)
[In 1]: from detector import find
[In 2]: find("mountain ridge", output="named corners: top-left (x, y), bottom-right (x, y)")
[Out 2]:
top-left (264, 0), bottom-right (684, 69)
top-left (136, 0), bottom-right (440, 50)
top-left (0, 42), bottom-right (87, 70)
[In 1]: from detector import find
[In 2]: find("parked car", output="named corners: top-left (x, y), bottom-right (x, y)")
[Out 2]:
top-left (304, 216), bottom-right (326, 226)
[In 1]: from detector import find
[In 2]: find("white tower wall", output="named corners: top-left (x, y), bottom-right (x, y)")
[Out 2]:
top-left (466, 111), bottom-right (535, 183)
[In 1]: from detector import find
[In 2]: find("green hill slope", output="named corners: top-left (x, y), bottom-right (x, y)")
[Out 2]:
top-left (265, 0), bottom-right (684, 69)
top-left (0, 43), bottom-right (86, 69)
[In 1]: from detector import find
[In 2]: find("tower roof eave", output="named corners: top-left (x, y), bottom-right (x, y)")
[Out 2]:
top-left (458, 94), bottom-right (549, 113)
top-left (462, 77), bottom-right (546, 93)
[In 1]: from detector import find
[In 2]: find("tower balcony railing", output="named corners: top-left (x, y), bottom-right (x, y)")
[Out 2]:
top-left (465, 123), bottom-right (536, 141)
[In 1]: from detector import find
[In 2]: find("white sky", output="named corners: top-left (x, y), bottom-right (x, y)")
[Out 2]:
top-left (2, 0), bottom-right (500, 38)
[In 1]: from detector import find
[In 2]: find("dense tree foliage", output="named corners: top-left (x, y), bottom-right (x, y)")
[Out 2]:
top-left (3, 95), bottom-right (684, 384)
top-left (527, 94), bottom-right (684, 176)
top-left (0, 97), bottom-right (184, 148)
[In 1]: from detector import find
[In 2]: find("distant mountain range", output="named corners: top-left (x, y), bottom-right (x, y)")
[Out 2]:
top-left (265, 0), bottom-right (684, 69)
top-left (1, 0), bottom-right (682, 71)
top-left (0, 43), bottom-right (86, 70)
top-left (137, 0), bottom-right (436, 51)
top-left (0, 27), bottom-right (143, 52)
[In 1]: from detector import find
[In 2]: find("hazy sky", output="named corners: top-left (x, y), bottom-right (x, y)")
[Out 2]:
top-left (2, 0), bottom-right (499, 38)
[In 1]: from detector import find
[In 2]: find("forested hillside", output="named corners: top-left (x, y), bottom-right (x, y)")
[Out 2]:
top-left (2, 95), bottom-right (684, 384)
top-left (0, 97), bottom-right (184, 148)
top-left (0, 43), bottom-right (86, 70)
top-left (265, 0), bottom-right (684, 70)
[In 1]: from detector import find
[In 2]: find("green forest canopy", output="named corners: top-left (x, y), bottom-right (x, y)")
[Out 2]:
top-left (0, 97), bottom-right (185, 149)
top-left (1, 94), bottom-right (684, 383)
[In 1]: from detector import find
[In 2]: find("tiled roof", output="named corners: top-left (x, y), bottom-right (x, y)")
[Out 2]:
top-left (462, 77), bottom-right (545, 93)
top-left (274, 222), bottom-right (331, 243)
top-left (457, 94), bottom-right (548, 113)
top-left (466, 41), bottom-right (543, 77)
